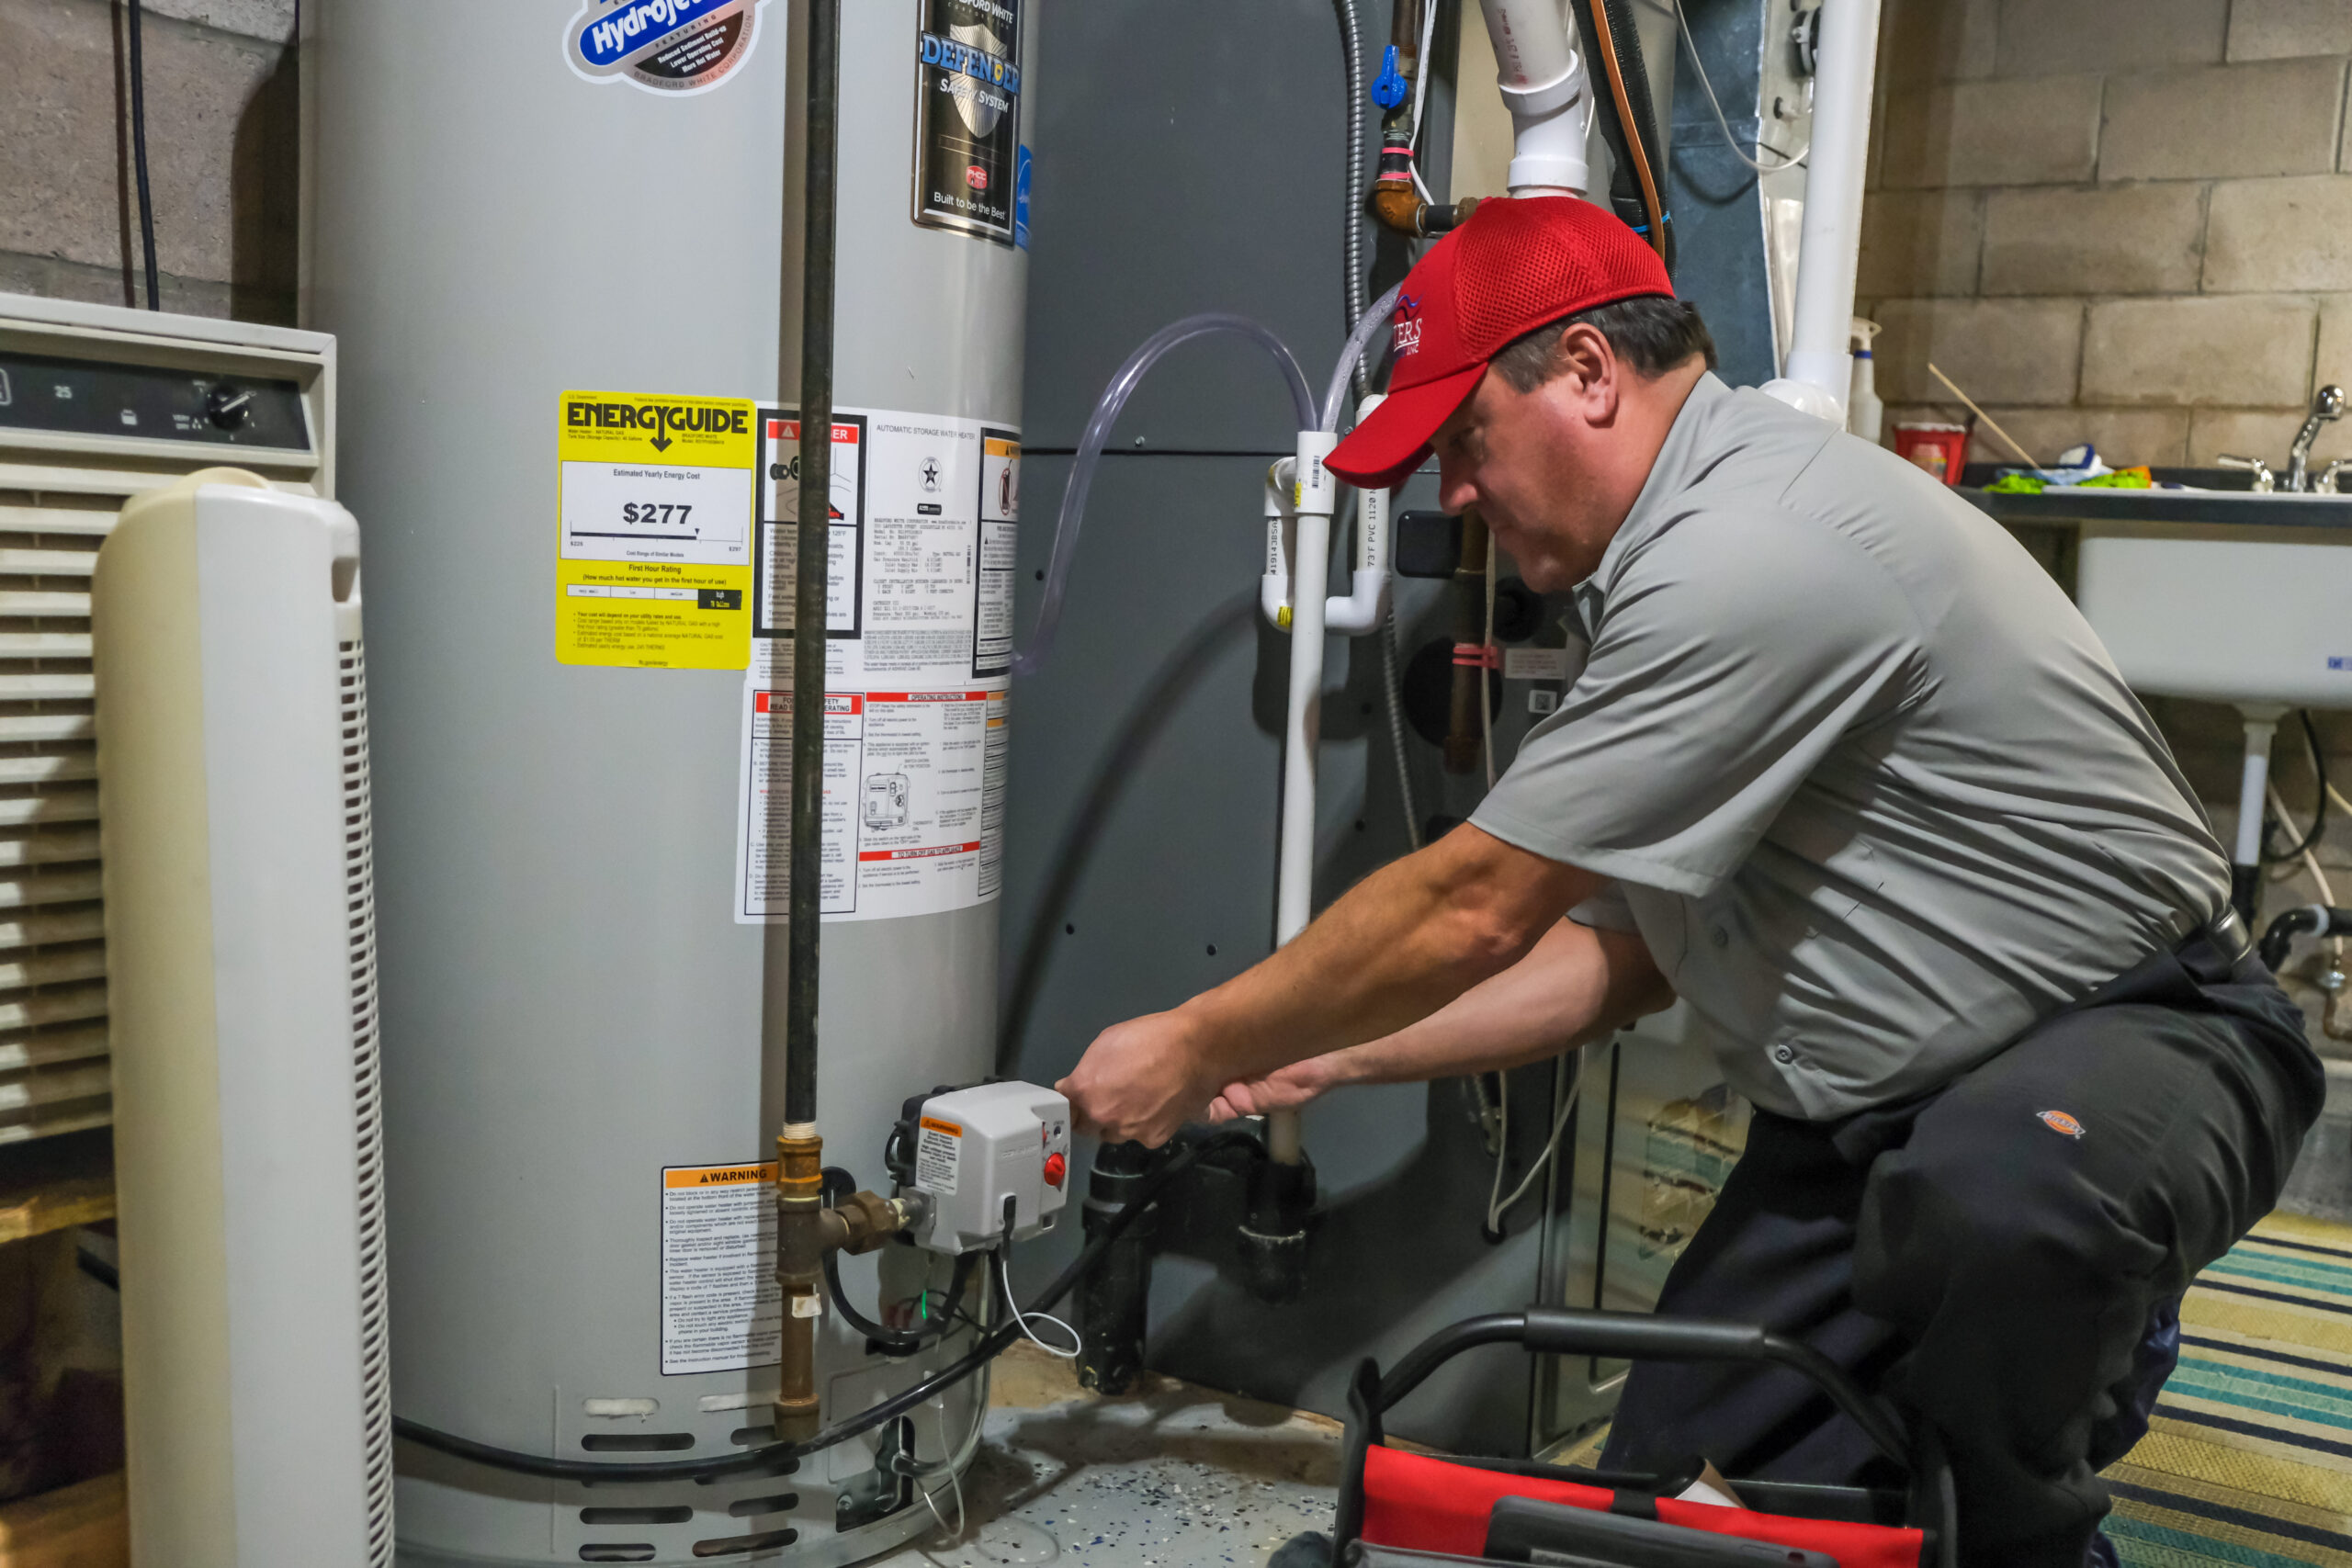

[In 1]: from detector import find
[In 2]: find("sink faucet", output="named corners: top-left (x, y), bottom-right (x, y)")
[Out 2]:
top-left (2288, 383), bottom-right (2345, 492)
top-left (2219, 384), bottom-right (2343, 493)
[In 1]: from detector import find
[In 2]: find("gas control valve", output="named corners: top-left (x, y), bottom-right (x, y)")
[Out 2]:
top-left (891, 1081), bottom-right (1072, 1255)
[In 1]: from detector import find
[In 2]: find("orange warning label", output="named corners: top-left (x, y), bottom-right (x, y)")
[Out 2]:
top-left (919, 1117), bottom-right (962, 1137)
top-left (663, 1161), bottom-right (777, 1189)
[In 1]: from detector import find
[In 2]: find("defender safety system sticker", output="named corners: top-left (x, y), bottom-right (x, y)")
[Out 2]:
top-left (557, 389), bottom-right (755, 670)
top-left (913, 0), bottom-right (1023, 243)
top-left (564, 0), bottom-right (770, 95)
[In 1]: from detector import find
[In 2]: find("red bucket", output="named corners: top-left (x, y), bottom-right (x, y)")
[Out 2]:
top-left (1894, 422), bottom-right (1968, 486)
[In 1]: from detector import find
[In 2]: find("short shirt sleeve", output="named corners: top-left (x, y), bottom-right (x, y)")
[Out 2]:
top-left (1566, 882), bottom-right (1639, 933)
top-left (1472, 508), bottom-right (1921, 897)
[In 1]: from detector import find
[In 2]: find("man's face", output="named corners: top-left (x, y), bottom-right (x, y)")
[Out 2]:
top-left (1431, 369), bottom-right (1615, 592)
top-left (1428, 327), bottom-right (1700, 593)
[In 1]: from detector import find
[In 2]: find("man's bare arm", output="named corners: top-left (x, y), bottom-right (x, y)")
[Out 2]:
top-left (1210, 919), bottom-right (1670, 1119)
top-left (1056, 824), bottom-right (1605, 1145)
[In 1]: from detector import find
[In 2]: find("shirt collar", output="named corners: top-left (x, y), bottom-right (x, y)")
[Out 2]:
top-left (1577, 369), bottom-right (1733, 604)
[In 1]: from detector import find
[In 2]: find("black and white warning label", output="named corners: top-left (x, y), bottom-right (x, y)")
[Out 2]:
top-left (914, 1118), bottom-right (962, 1196)
top-left (659, 1162), bottom-right (779, 1375)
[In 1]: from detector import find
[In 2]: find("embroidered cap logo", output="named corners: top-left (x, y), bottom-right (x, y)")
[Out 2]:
top-left (1392, 293), bottom-right (1424, 357)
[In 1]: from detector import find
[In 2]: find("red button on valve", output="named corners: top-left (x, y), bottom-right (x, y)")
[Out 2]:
top-left (1043, 1152), bottom-right (1068, 1188)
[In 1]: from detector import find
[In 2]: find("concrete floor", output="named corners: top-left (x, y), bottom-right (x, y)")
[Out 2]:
top-left (872, 1345), bottom-right (1342, 1568)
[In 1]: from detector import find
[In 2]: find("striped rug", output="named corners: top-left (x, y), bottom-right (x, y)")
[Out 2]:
top-left (2107, 1210), bottom-right (2352, 1567)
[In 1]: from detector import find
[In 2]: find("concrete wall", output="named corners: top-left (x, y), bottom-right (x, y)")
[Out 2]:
top-left (0, 0), bottom-right (298, 323)
top-left (1860, 0), bottom-right (2352, 471)
top-left (1860, 0), bottom-right (2352, 1062)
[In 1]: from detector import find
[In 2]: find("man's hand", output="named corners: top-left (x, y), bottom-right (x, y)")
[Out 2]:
top-left (1208, 1057), bottom-right (1340, 1122)
top-left (1056, 825), bottom-right (1606, 1148)
top-left (1057, 1009), bottom-right (1216, 1147)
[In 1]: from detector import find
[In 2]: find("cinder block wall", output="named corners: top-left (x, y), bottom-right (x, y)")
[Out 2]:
top-left (0, 0), bottom-right (298, 323)
top-left (1860, 0), bottom-right (2352, 474)
top-left (1860, 0), bottom-right (2352, 1053)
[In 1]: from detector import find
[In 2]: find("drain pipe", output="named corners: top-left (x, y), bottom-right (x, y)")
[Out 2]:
top-left (775, 0), bottom-right (842, 1445)
top-left (1762, 0), bottom-right (1883, 421)
top-left (1243, 431), bottom-right (1340, 1300)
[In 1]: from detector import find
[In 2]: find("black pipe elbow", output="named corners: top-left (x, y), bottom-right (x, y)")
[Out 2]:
top-left (2261, 906), bottom-right (2352, 971)
top-left (1238, 1147), bottom-right (1318, 1305)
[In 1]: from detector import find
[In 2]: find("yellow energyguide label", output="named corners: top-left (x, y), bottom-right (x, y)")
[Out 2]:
top-left (557, 389), bottom-right (757, 669)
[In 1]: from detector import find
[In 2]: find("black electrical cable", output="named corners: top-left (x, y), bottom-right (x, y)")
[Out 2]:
top-left (390, 1130), bottom-right (1257, 1483)
top-left (2263, 710), bottom-right (2330, 863)
top-left (125, 0), bottom-right (161, 310)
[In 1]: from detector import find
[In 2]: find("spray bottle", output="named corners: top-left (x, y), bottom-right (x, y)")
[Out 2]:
top-left (1848, 318), bottom-right (1883, 444)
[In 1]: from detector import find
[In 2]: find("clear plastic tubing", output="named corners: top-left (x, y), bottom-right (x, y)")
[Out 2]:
top-left (1013, 314), bottom-right (1316, 677)
top-left (1321, 281), bottom-right (1406, 434)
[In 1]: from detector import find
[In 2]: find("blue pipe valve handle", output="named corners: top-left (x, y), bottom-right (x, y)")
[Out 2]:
top-left (1372, 44), bottom-right (1408, 109)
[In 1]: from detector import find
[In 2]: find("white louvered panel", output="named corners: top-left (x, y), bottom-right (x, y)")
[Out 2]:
top-left (0, 792), bottom-right (98, 829)
top-left (0, 871), bottom-right (104, 908)
top-left (0, 909), bottom-right (105, 952)
top-left (0, 1102), bottom-right (111, 1146)
top-left (0, 675), bottom-right (96, 700)
top-left (0, 592), bottom-right (91, 618)
top-left (0, 504), bottom-right (120, 537)
top-left (0, 551), bottom-right (96, 578)
top-left (0, 984), bottom-right (108, 1032)
top-left (0, 949), bottom-right (106, 990)
top-left (0, 831), bottom-right (101, 868)
top-left (0, 490), bottom-right (112, 1144)
top-left (0, 756), bottom-right (96, 786)
top-left (0, 1061), bottom-right (112, 1113)
top-left (0, 637), bottom-right (92, 659)
top-left (0, 716), bottom-right (92, 744)
top-left (0, 1024), bottom-right (106, 1072)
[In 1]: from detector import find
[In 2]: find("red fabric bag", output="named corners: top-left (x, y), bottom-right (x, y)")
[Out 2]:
top-left (1359, 1444), bottom-right (1925, 1568)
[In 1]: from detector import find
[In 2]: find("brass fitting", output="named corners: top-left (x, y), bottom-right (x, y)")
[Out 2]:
top-left (770, 1126), bottom-right (918, 1443)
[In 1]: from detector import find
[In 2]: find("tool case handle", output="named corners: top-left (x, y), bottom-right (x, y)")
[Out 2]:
top-left (1331, 1309), bottom-right (1956, 1568)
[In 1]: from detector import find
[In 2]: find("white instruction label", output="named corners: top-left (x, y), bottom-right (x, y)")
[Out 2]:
top-left (914, 1117), bottom-right (962, 1196)
top-left (659, 1162), bottom-right (779, 1375)
top-left (734, 404), bottom-right (1016, 924)
top-left (1503, 647), bottom-right (1574, 682)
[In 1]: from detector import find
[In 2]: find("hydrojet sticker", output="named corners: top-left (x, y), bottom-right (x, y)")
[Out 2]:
top-left (564, 0), bottom-right (768, 95)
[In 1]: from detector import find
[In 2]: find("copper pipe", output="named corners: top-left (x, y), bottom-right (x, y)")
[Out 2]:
top-left (1444, 514), bottom-right (1491, 774)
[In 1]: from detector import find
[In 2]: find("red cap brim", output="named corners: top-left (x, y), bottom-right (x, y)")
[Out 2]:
top-left (1326, 363), bottom-right (1487, 490)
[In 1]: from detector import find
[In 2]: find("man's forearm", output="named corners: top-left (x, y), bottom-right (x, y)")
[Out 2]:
top-left (1171, 825), bottom-right (1602, 1089)
top-left (1312, 919), bottom-right (1670, 1090)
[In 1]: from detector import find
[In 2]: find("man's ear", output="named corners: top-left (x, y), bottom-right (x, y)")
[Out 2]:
top-left (1553, 323), bottom-right (1618, 412)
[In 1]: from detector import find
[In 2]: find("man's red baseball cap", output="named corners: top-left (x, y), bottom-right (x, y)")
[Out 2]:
top-left (1327, 197), bottom-right (1674, 491)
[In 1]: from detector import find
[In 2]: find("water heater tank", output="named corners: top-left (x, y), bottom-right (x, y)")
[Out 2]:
top-left (307, 1), bottom-right (1031, 1562)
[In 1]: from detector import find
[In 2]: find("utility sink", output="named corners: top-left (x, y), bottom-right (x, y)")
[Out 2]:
top-left (1964, 488), bottom-right (2352, 708)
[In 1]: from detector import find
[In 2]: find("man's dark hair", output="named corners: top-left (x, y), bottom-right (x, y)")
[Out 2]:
top-left (1489, 296), bottom-right (1718, 391)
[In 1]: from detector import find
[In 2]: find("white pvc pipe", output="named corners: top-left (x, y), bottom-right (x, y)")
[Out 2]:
top-left (1478, 0), bottom-right (1592, 197)
top-left (2235, 707), bottom-right (2286, 872)
top-left (1264, 397), bottom-right (1393, 636)
top-left (1763, 0), bottom-right (1882, 422)
top-left (1278, 433), bottom-right (1339, 948)
top-left (1268, 432), bottom-right (1340, 1170)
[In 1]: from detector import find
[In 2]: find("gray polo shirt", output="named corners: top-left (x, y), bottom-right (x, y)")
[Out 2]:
top-left (1470, 373), bottom-right (2229, 1120)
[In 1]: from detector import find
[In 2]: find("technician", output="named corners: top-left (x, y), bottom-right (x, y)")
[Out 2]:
top-left (1055, 197), bottom-right (2324, 1568)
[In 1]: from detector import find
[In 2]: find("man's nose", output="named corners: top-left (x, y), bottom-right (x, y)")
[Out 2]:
top-left (1437, 459), bottom-right (1476, 515)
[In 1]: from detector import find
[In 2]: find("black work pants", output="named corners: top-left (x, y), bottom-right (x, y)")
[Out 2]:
top-left (1597, 931), bottom-right (2324, 1568)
